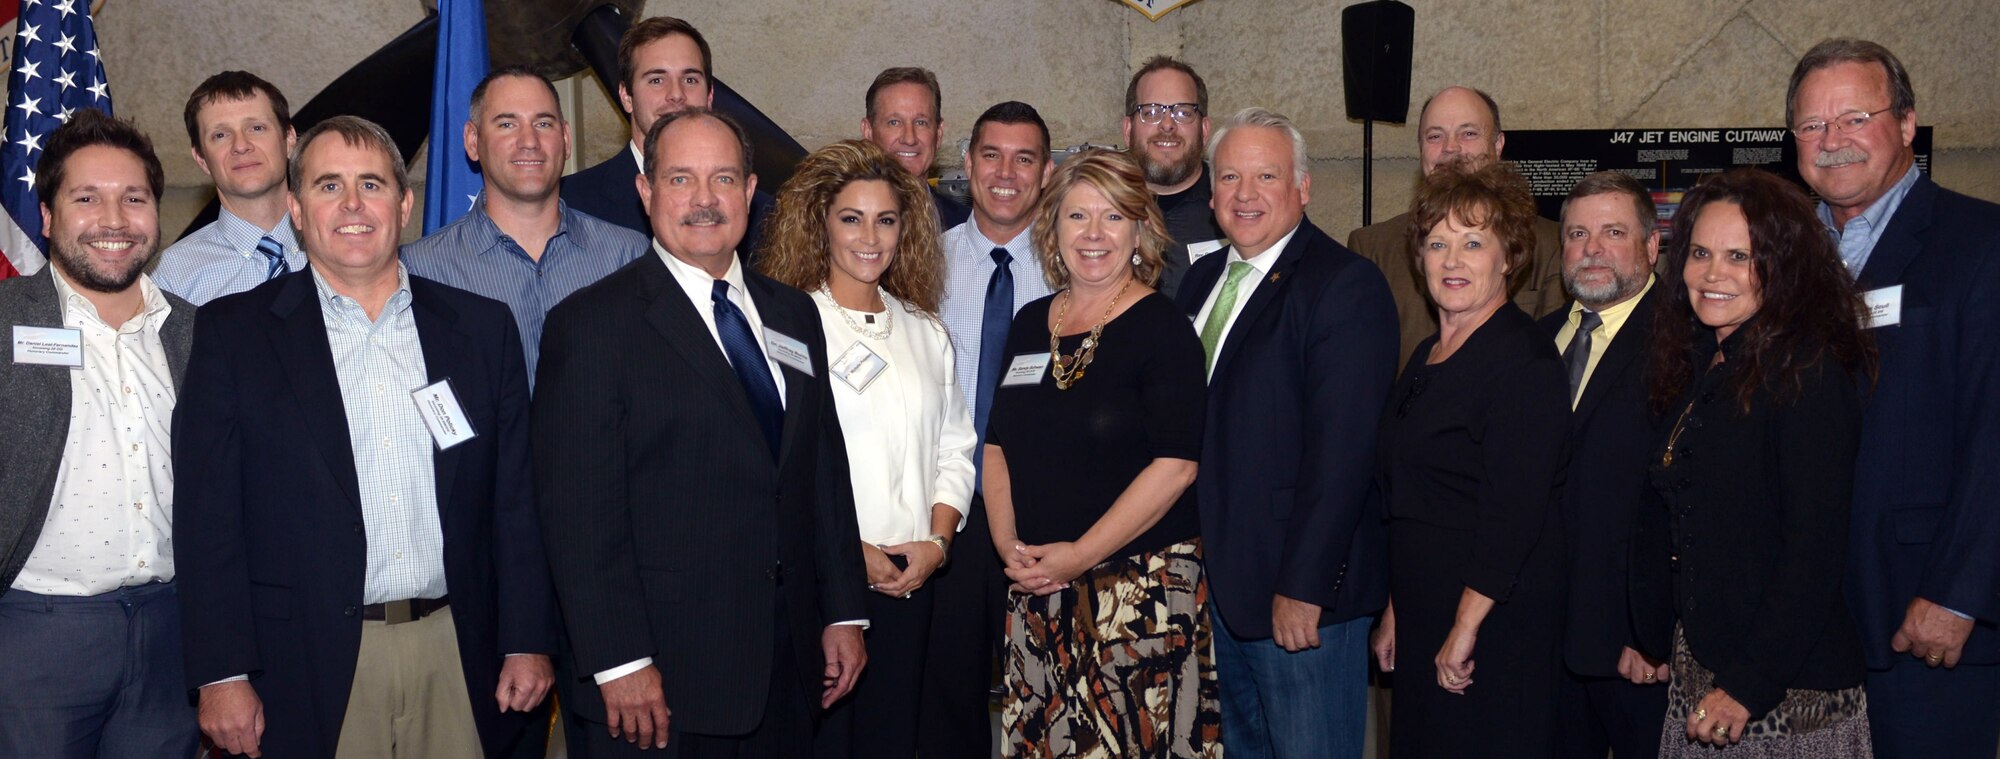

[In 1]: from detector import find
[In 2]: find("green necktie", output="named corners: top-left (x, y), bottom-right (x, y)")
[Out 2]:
top-left (1200, 261), bottom-right (1257, 370)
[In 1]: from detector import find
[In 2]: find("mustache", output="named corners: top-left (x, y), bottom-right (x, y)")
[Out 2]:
top-left (1815, 147), bottom-right (1868, 167)
top-left (681, 207), bottom-right (728, 226)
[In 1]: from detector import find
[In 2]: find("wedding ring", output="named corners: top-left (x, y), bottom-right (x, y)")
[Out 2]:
top-left (1927, 653), bottom-right (1943, 664)
top-left (1693, 708), bottom-right (1707, 721)
top-left (1714, 725), bottom-right (1730, 740)
top-left (1645, 671), bottom-right (1656, 682)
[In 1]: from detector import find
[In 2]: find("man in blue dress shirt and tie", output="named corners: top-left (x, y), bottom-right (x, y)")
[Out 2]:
top-left (152, 71), bottom-right (307, 305)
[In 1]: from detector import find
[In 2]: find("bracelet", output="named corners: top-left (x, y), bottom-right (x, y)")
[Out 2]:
top-left (925, 534), bottom-right (950, 566)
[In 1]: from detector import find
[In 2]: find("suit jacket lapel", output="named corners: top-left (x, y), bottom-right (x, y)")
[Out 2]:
top-left (267, 272), bottom-right (364, 513)
top-left (1177, 252), bottom-right (1223, 319)
top-left (8, 271), bottom-right (73, 491)
top-left (411, 282), bottom-right (467, 524)
top-left (636, 256), bottom-right (770, 451)
top-left (1856, 176), bottom-right (1935, 290)
top-left (1209, 219), bottom-right (1316, 380)
top-left (746, 275), bottom-right (811, 466)
top-left (1571, 287), bottom-right (1659, 428)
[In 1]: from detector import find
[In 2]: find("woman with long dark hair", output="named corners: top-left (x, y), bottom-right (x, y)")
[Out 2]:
top-left (1634, 167), bottom-right (1876, 756)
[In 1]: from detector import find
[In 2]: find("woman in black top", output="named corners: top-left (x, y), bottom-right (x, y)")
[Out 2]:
top-left (1373, 163), bottom-right (1570, 757)
top-left (1633, 168), bottom-right (1875, 756)
top-left (984, 149), bottom-right (1217, 757)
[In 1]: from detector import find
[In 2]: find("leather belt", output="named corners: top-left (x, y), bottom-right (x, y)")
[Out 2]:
top-left (362, 595), bottom-right (449, 624)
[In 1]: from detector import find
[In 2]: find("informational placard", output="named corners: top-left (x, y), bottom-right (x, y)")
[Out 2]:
top-left (1503, 127), bottom-right (1931, 242)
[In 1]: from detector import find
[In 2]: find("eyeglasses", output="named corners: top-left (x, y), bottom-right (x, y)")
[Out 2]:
top-left (1131, 103), bottom-right (1202, 125)
top-left (1791, 107), bottom-right (1894, 141)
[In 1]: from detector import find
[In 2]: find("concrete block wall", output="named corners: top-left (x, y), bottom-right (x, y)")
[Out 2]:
top-left (67, 0), bottom-right (2000, 244)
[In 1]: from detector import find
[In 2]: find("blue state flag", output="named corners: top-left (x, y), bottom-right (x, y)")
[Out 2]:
top-left (423, 0), bottom-right (488, 234)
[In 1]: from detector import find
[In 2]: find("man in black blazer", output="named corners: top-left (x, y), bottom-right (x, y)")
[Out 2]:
top-left (1539, 172), bottom-right (1669, 759)
top-left (176, 116), bottom-right (558, 759)
top-left (1176, 107), bottom-right (1398, 758)
top-left (560, 15), bottom-right (771, 256)
top-left (1786, 40), bottom-right (2000, 758)
top-left (534, 107), bottom-right (867, 756)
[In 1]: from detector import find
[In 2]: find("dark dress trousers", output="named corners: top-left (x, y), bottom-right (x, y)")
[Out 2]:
top-left (1839, 176), bottom-right (2000, 757)
top-left (560, 151), bottom-right (773, 261)
top-left (531, 253), bottom-right (867, 741)
top-left (1538, 288), bottom-right (1670, 759)
top-left (174, 271), bottom-right (559, 759)
top-left (1174, 216), bottom-right (1399, 637)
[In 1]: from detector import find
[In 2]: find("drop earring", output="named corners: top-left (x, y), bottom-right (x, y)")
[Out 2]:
top-left (1131, 252), bottom-right (1142, 266)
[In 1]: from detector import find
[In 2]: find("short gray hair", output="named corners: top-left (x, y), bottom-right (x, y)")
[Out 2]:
top-left (288, 115), bottom-right (409, 196)
top-left (1207, 107), bottom-right (1309, 186)
top-left (1785, 38), bottom-right (1916, 128)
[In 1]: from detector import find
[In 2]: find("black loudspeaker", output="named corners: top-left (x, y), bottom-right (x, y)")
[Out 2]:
top-left (1342, 0), bottom-right (1416, 124)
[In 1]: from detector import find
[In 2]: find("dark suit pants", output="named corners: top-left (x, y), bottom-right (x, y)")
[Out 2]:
top-left (816, 582), bottom-right (934, 758)
top-left (919, 495), bottom-right (1004, 758)
top-left (1865, 659), bottom-right (2000, 759)
top-left (1556, 670), bottom-right (1668, 759)
top-left (0, 582), bottom-right (199, 759)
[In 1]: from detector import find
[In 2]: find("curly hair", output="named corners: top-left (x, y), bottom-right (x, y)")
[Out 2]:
top-left (1404, 161), bottom-right (1539, 298)
top-left (755, 140), bottom-right (944, 314)
top-left (1029, 149), bottom-right (1171, 290)
top-left (1645, 168), bottom-right (1876, 415)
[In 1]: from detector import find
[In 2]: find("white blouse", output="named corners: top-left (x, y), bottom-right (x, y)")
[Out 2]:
top-left (813, 289), bottom-right (977, 545)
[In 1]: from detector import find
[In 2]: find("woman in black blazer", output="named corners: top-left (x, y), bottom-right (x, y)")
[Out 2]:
top-left (1374, 163), bottom-right (1571, 757)
top-left (1633, 168), bottom-right (1876, 756)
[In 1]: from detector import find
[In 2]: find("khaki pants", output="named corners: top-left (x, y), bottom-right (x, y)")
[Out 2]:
top-left (335, 605), bottom-right (483, 759)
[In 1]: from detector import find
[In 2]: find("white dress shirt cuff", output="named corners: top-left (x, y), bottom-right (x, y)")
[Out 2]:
top-left (1944, 605), bottom-right (1974, 621)
top-left (833, 619), bottom-right (870, 629)
top-left (593, 657), bottom-right (653, 685)
top-left (202, 675), bottom-right (250, 688)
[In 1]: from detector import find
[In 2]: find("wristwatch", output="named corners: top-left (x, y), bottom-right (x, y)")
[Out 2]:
top-left (925, 534), bottom-right (950, 566)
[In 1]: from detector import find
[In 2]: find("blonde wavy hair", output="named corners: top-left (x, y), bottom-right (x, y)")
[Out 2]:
top-left (1029, 148), bottom-right (1170, 290)
top-left (755, 140), bottom-right (944, 314)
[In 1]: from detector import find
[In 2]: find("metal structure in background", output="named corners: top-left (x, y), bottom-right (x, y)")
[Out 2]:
top-left (182, 1), bottom-right (808, 240)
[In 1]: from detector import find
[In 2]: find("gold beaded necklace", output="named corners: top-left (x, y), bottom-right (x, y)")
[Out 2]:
top-left (1047, 279), bottom-right (1133, 390)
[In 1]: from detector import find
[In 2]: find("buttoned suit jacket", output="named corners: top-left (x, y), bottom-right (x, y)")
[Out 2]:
top-left (0, 269), bottom-right (195, 590)
top-left (173, 270), bottom-right (558, 759)
top-left (531, 252), bottom-right (867, 735)
top-left (1174, 216), bottom-right (1399, 636)
top-left (1538, 287), bottom-right (1667, 677)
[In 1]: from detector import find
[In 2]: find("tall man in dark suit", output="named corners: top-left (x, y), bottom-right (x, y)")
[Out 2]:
top-left (861, 66), bottom-right (970, 229)
top-left (1175, 107), bottom-right (1398, 759)
top-left (560, 15), bottom-right (771, 256)
top-left (0, 110), bottom-right (200, 758)
top-left (176, 116), bottom-right (558, 759)
top-left (1540, 172), bottom-right (1669, 759)
top-left (1785, 40), bottom-right (2000, 759)
top-left (533, 107), bottom-right (868, 757)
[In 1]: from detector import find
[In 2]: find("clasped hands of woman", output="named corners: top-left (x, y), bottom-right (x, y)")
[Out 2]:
top-left (862, 536), bottom-right (949, 598)
top-left (999, 540), bottom-right (1096, 596)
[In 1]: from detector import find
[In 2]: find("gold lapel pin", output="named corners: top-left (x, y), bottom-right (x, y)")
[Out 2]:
top-left (1268, 272), bottom-right (1282, 284)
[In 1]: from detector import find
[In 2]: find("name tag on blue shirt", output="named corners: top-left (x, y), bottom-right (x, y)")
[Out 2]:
top-left (1862, 285), bottom-right (1903, 328)
top-left (411, 378), bottom-right (477, 450)
top-left (12, 325), bottom-right (83, 368)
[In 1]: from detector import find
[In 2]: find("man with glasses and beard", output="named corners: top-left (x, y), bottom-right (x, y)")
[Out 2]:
top-left (1122, 56), bottom-right (1226, 298)
top-left (0, 110), bottom-right (201, 758)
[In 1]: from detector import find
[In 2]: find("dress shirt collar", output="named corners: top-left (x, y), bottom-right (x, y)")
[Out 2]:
top-left (654, 239), bottom-right (748, 302)
top-left (959, 220), bottom-right (1037, 267)
top-left (49, 264), bottom-right (172, 332)
top-left (214, 205), bottom-right (300, 259)
top-left (464, 192), bottom-right (577, 257)
top-left (628, 141), bottom-right (644, 173)
top-left (308, 261), bottom-right (414, 322)
top-left (1816, 164), bottom-right (1919, 244)
top-left (1567, 275), bottom-right (1655, 338)
top-left (1228, 221), bottom-right (1301, 271)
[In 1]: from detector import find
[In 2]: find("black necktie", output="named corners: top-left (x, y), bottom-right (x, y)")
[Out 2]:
top-left (712, 280), bottom-right (785, 458)
top-left (1563, 310), bottom-right (1603, 404)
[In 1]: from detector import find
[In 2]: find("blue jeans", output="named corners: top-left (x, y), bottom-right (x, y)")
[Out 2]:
top-left (0, 581), bottom-right (199, 758)
top-left (1209, 604), bottom-right (1371, 759)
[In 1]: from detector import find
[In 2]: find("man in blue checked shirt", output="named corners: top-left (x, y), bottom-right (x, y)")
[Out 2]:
top-left (402, 66), bottom-right (648, 387)
top-left (153, 71), bottom-right (307, 305)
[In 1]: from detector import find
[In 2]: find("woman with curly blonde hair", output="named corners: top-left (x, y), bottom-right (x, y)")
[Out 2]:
top-left (757, 139), bottom-right (976, 758)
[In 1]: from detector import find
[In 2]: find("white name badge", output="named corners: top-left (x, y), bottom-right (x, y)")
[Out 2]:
top-left (411, 378), bottom-right (477, 451)
top-left (12, 325), bottom-right (83, 368)
top-left (1001, 353), bottom-right (1052, 387)
top-left (1862, 285), bottom-right (1904, 328)
top-left (1186, 239), bottom-right (1227, 263)
top-left (763, 327), bottom-right (815, 376)
top-left (831, 341), bottom-right (888, 393)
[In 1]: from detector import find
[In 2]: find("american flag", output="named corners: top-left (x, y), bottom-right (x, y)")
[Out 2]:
top-left (0, 0), bottom-right (111, 280)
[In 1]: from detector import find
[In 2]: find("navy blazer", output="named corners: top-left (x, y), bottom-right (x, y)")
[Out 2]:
top-left (1539, 287), bottom-right (1667, 677)
top-left (1845, 176), bottom-right (2000, 669)
top-left (560, 151), bottom-right (773, 261)
top-left (173, 270), bottom-right (558, 759)
top-left (1174, 217), bottom-right (1400, 636)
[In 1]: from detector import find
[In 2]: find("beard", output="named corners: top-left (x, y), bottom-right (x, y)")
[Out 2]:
top-left (1563, 259), bottom-right (1646, 308)
top-left (1136, 141), bottom-right (1204, 188)
top-left (50, 234), bottom-right (156, 294)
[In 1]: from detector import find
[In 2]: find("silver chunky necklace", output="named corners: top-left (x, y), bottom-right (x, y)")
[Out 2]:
top-left (820, 284), bottom-right (894, 340)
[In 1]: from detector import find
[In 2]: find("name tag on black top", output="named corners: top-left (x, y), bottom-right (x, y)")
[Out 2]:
top-left (1002, 353), bottom-right (1051, 386)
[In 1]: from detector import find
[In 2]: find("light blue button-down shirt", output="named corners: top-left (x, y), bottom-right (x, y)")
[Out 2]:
top-left (154, 208), bottom-right (305, 305)
top-left (937, 220), bottom-right (1052, 430)
top-left (310, 264), bottom-right (447, 605)
top-left (400, 197), bottom-right (647, 386)
top-left (1818, 163), bottom-right (1921, 277)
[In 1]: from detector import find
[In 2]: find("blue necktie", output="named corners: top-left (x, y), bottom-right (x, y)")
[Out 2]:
top-left (974, 246), bottom-right (1014, 438)
top-left (712, 280), bottom-right (785, 459)
top-left (255, 235), bottom-right (288, 281)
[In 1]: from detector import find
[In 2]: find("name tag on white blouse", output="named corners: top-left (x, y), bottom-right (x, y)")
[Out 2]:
top-left (763, 327), bottom-right (815, 376)
top-left (12, 325), bottom-right (83, 368)
top-left (1001, 353), bottom-right (1052, 387)
top-left (411, 378), bottom-right (477, 450)
top-left (832, 341), bottom-right (888, 393)
top-left (1862, 285), bottom-right (1903, 328)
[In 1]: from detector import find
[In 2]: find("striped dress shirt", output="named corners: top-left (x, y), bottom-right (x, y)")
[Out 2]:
top-left (153, 208), bottom-right (305, 305)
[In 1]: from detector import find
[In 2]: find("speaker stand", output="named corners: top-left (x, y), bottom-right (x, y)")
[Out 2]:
top-left (1361, 119), bottom-right (1375, 227)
